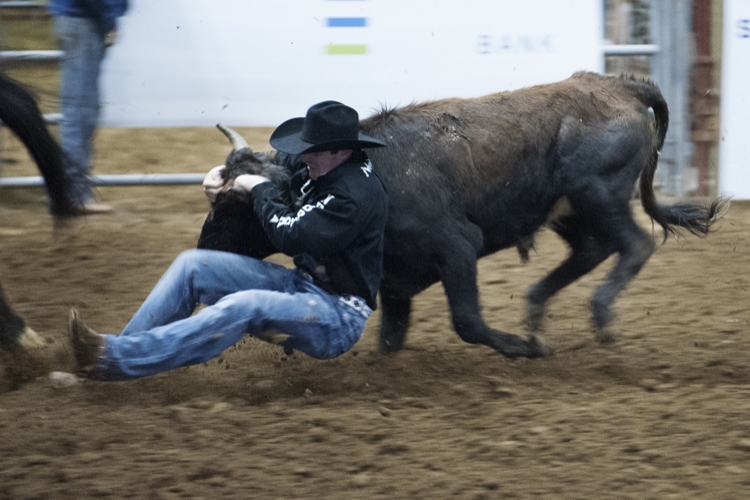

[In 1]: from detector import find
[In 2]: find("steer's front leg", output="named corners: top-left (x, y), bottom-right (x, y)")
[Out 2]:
top-left (379, 293), bottom-right (412, 353)
top-left (439, 241), bottom-right (551, 359)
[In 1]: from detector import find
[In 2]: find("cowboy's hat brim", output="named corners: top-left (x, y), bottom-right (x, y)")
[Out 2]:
top-left (269, 117), bottom-right (388, 155)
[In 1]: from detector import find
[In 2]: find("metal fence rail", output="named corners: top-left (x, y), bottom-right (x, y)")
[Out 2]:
top-left (0, 1), bottom-right (45, 7)
top-left (602, 43), bottom-right (660, 56)
top-left (0, 49), bottom-right (62, 62)
top-left (0, 173), bottom-right (207, 187)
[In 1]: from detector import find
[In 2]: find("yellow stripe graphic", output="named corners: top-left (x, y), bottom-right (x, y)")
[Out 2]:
top-left (326, 44), bottom-right (367, 55)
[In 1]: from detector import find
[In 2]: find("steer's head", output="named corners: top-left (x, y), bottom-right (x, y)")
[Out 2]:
top-left (216, 123), bottom-right (290, 185)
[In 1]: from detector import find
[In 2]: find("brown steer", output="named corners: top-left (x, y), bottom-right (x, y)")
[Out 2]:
top-left (199, 72), bottom-right (727, 358)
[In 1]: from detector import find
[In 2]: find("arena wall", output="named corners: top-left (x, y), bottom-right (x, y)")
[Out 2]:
top-left (99, 0), bottom-right (603, 127)
top-left (720, 0), bottom-right (750, 199)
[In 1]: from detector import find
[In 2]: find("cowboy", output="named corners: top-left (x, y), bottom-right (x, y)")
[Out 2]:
top-left (69, 101), bottom-right (389, 380)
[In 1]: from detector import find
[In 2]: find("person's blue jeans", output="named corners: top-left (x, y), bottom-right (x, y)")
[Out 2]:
top-left (54, 16), bottom-right (106, 204)
top-left (97, 250), bottom-right (372, 381)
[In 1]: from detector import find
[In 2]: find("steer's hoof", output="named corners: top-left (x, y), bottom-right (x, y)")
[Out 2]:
top-left (527, 334), bottom-right (554, 358)
top-left (594, 324), bottom-right (619, 344)
top-left (490, 331), bottom-right (553, 359)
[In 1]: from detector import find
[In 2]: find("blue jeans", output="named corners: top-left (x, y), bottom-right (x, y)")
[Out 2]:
top-left (54, 16), bottom-right (106, 204)
top-left (97, 250), bottom-right (372, 381)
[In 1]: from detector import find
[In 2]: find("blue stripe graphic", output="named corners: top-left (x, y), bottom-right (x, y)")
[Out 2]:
top-left (327, 17), bottom-right (367, 27)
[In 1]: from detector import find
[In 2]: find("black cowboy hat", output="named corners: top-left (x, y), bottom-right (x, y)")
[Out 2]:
top-left (269, 101), bottom-right (387, 155)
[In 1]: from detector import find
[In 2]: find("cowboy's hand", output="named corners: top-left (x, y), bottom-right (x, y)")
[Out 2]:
top-left (202, 165), bottom-right (226, 203)
top-left (233, 174), bottom-right (270, 192)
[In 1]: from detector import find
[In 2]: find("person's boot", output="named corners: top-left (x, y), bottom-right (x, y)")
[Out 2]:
top-left (68, 309), bottom-right (105, 378)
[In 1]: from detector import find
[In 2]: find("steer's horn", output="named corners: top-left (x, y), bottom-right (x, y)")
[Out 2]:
top-left (216, 123), bottom-right (249, 151)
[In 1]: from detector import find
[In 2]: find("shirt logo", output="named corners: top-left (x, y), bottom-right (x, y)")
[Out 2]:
top-left (299, 179), bottom-right (314, 201)
top-left (271, 194), bottom-right (336, 228)
top-left (361, 159), bottom-right (373, 178)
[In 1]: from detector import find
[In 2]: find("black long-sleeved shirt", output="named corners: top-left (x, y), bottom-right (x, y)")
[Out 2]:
top-left (251, 152), bottom-right (388, 309)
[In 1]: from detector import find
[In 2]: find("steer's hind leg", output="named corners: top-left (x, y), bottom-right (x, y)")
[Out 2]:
top-left (526, 215), bottom-right (614, 334)
top-left (589, 216), bottom-right (655, 342)
top-left (544, 201), bottom-right (655, 342)
top-left (379, 294), bottom-right (412, 353)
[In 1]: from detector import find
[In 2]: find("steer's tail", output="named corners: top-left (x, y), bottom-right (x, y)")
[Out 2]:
top-left (624, 76), bottom-right (728, 240)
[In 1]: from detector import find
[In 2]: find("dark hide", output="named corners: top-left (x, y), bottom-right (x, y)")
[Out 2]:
top-left (0, 73), bottom-right (74, 351)
top-left (198, 191), bottom-right (278, 259)
top-left (197, 72), bottom-right (727, 359)
top-left (196, 125), bottom-right (290, 258)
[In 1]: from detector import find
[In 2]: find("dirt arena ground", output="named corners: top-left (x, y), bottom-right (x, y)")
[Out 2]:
top-left (0, 127), bottom-right (748, 499)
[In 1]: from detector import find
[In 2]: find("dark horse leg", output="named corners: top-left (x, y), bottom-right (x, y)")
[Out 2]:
top-left (1, 279), bottom-right (68, 388)
top-left (0, 74), bottom-right (75, 357)
top-left (0, 73), bottom-right (77, 216)
top-left (0, 280), bottom-right (43, 351)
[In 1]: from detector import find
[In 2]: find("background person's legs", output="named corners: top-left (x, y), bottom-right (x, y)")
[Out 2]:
top-left (54, 16), bottom-right (106, 207)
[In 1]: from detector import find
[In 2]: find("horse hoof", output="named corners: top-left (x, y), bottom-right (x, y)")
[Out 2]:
top-left (17, 327), bottom-right (45, 349)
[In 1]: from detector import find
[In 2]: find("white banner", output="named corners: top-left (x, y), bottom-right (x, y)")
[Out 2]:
top-left (720, 0), bottom-right (750, 199)
top-left (100, 0), bottom-right (603, 127)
